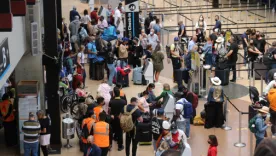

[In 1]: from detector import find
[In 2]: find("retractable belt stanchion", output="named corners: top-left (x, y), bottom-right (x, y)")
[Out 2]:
top-left (234, 111), bottom-right (247, 147)
top-left (261, 74), bottom-right (264, 94)
top-left (249, 61), bottom-right (253, 86)
top-left (237, 54), bottom-right (244, 80)
top-left (204, 67), bottom-right (211, 99)
top-left (253, 68), bottom-right (256, 87)
top-left (200, 63), bottom-right (205, 93)
top-left (223, 97), bottom-right (232, 131)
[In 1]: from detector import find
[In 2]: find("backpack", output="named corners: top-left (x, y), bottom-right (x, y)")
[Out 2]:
top-left (177, 99), bottom-right (193, 118)
top-left (120, 105), bottom-right (138, 132)
top-left (187, 92), bottom-right (198, 109)
top-left (81, 119), bottom-right (94, 139)
top-left (248, 116), bottom-right (257, 133)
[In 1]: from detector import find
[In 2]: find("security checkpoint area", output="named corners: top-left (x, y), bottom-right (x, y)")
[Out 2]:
top-left (1, 0), bottom-right (276, 155)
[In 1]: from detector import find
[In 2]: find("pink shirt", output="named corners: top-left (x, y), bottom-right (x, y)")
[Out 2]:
top-left (139, 97), bottom-right (150, 112)
top-left (76, 88), bottom-right (86, 98)
top-left (98, 19), bottom-right (108, 29)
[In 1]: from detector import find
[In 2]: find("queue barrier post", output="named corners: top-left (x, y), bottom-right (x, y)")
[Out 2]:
top-left (204, 67), bottom-right (211, 99)
top-left (223, 99), bottom-right (232, 131)
top-left (200, 63), bottom-right (206, 93)
top-left (234, 112), bottom-right (246, 147)
top-left (237, 54), bottom-right (244, 80)
top-left (253, 68), bottom-right (256, 87)
top-left (261, 75), bottom-right (264, 94)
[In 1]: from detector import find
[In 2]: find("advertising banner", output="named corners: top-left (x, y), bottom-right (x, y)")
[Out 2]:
top-left (0, 38), bottom-right (10, 80)
top-left (125, 0), bottom-right (140, 38)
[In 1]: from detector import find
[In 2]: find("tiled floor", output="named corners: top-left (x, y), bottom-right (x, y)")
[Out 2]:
top-left (1, 0), bottom-right (276, 155)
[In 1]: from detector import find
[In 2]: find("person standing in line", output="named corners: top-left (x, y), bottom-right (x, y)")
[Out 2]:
top-left (149, 16), bottom-right (157, 30)
top-left (122, 97), bottom-right (143, 156)
top-left (77, 45), bottom-right (86, 88)
top-left (201, 37), bottom-right (213, 66)
top-left (267, 84), bottom-right (276, 138)
top-left (109, 87), bottom-right (126, 151)
top-left (248, 39), bottom-right (262, 77)
top-left (98, 16), bottom-right (108, 30)
top-left (147, 29), bottom-right (159, 51)
top-left (213, 15), bottom-right (221, 32)
top-left (254, 138), bottom-right (276, 156)
top-left (178, 21), bottom-right (187, 40)
top-left (90, 7), bottom-right (99, 23)
top-left (106, 42), bottom-right (116, 86)
top-left (0, 93), bottom-right (17, 147)
top-left (82, 111), bottom-right (96, 156)
top-left (114, 6), bottom-right (124, 39)
top-left (224, 36), bottom-right (238, 82)
top-left (139, 90), bottom-right (152, 113)
top-left (151, 108), bottom-right (165, 154)
top-left (201, 135), bottom-right (218, 156)
top-left (87, 36), bottom-right (97, 80)
top-left (241, 29), bottom-right (251, 64)
top-left (119, 37), bottom-right (129, 67)
top-left (22, 112), bottom-right (41, 156)
top-left (170, 37), bottom-right (181, 82)
top-left (205, 77), bottom-right (224, 129)
top-left (93, 96), bottom-right (105, 122)
top-left (254, 106), bottom-right (270, 148)
top-left (37, 110), bottom-right (51, 156)
top-left (254, 31), bottom-right (267, 55)
top-left (144, 12), bottom-right (154, 35)
top-left (91, 112), bottom-right (110, 156)
top-left (81, 9), bottom-right (91, 32)
top-left (153, 18), bottom-right (162, 41)
top-left (152, 43), bottom-right (164, 83)
top-left (69, 6), bottom-right (81, 22)
top-left (188, 36), bottom-right (197, 52)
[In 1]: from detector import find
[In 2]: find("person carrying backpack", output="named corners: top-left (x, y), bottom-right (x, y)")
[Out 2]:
top-left (81, 111), bottom-right (96, 155)
top-left (249, 106), bottom-right (270, 148)
top-left (120, 97), bottom-right (143, 156)
top-left (174, 97), bottom-right (193, 139)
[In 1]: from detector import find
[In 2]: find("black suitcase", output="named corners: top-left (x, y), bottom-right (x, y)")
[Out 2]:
top-left (253, 62), bottom-right (267, 80)
top-left (215, 68), bottom-right (230, 86)
top-left (94, 63), bottom-right (104, 80)
top-left (116, 72), bottom-right (129, 87)
top-left (136, 121), bottom-right (152, 142)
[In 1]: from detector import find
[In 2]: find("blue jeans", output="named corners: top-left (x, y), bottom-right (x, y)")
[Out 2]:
top-left (255, 135), bottom-right (264, 149)
top-left (176, 120), bottom-right (185, 132)
top-left (107, 63), bottom-right (116, 86)
top-left (184, 118), bottom-right (191, 138)
top-left (24, 142), bottom-right (39, 156)
top-left (152, 139), bottom-right (157, 152)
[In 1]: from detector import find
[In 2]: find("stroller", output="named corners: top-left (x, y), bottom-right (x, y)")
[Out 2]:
top-left (249, 86), bottom-right (269, 108)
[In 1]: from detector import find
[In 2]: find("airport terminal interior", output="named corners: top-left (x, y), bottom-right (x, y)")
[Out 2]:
top-left (1, 0), bottom-right (276, 155)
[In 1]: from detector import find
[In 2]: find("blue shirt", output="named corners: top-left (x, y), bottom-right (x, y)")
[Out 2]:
top-left (188, 40), bottom-right (196, 52)
top-left (87, 42), bottom-right (97, 59)
top-left (202, 43), bottom-right (213, 54)
top-left (241, 33), bottom-right (248, 47)
top-left (255, 114), bottom-right (268, 138)
top-left (87, 144), bottom-right (102, 156)
top-left (214, 20), bottom-right (221, 30)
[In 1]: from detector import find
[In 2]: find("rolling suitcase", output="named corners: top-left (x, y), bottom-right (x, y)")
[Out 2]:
top-left (137, 114), bottom-right (152, 144)
top-left (215, 68), bottom-right (230, 86)
top-left (174, 69), bottom-right (182, 83)
top-left (116, 72), bottom-right (129, 87)
top-left (94, 63), bottom-right (104, 80)
top-left (253, 61), bottom-right (267, 80)
top-left (133, 66), bottom-right (143, 85)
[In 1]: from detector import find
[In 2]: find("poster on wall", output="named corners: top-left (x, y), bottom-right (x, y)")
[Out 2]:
top-left (125, 0), bottom-right (140, 39)
top-left (0, 38), bottom-right (10, 79)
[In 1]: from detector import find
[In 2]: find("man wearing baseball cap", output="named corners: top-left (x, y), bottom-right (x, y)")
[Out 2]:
top-left (151, 108), bottom-right (166, 153)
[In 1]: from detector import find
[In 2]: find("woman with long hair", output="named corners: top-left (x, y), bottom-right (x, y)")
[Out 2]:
top-left (206, 135), bottom-right (218, 156)
top-left (195, 15), bottom-right (207, 42)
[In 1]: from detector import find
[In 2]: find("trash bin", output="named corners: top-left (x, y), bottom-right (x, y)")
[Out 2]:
top-left (62, 114), bottom-right (75, 148)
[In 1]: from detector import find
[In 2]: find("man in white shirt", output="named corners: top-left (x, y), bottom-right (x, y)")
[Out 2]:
top-left (114, 6), bottom-right (124, 38)
top-left (147, 29), bottom-right (159, 51)
top-left (149, 16), bottom-right (157, 30)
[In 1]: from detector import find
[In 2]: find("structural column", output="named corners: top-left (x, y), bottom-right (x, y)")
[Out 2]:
top-left (43, 0), bottom-right (61, 152)
top-left (56, 0), bottom-right (63, 39)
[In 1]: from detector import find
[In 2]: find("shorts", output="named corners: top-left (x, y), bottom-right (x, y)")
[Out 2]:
top-left (40, 134), bottom-right (51, 146)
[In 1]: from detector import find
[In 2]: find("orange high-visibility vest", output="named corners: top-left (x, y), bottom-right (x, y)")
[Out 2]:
top-left (93, 106), bottom-right (103, 122)
top-left (93, 121), bottom-right (109, 148)
top-left (81, 118), bottom-right (95, 144)
top-left (0, 100), bottom-right (14, 122)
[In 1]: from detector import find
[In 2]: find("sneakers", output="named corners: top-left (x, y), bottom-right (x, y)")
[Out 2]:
top-left (118, 145), bottom-right (124, 151)
top-left (230, 79), bottom-right (236, 82)
top-left (187, 137), bottom-right (191, 139)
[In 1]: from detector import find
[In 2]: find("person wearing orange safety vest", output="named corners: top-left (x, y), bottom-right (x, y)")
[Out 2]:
top-left (81, 111), bottom-right (96, 156)
top-left (0, 93), bottom-right (17, 146)
top-left (93, 96), bottom-right (106, 122)
top-left (91, 111), bottom-right (110, 156)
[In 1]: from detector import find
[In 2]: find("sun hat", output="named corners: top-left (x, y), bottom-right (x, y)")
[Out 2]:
top-left (211, 77), bottom-right (222, 86)
top-left (258, 106), bottom-right (269, 114)
top-left (216, 37), bottom-right (224, 43)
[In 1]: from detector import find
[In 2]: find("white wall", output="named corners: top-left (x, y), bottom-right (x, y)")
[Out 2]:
top-left (0, 17), bottom-right (26, 88)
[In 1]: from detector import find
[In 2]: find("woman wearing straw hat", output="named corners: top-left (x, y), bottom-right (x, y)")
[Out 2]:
top-left (204, 77), bottom-right (225, 129)
top-left (254, 106), bottom-right (271, 148)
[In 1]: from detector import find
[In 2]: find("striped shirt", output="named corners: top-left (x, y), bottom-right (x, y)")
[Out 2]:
top-left (22, 120), bottom-right (41, 143)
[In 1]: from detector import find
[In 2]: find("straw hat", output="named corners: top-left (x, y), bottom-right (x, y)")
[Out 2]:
top-left (211, 77), bottom-right (221, 86)
top-left (216, 37), bottom-right (224, 43)
top-left (258, 106), bottom-right (269, 114)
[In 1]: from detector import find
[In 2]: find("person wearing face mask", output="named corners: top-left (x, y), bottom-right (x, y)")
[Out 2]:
top-left (254, 31), bottom-right (267, 54)
top-left (201, 135), bottom-right (218, 156)
top-left (147, 29), bottom-right (159, 51)
top-left (139, 90), bottom-right (152, 113)
top-left (224, 36), bottom-right (238, 82)
top-left (248, 39), bottom-right (262, 77)
top-left (267, 83), bottom-right (276, 138)
top-left (132, 38), bottom-right (143, 68)
top-left (170, 37), bottom-right (182, 82)
top-left (119, 37), bottom-right (129, 67)
top-left (213, 15), bottom-right (221, 33)
top-left (151, 108), bottom-right (165, 154)
top-left (253, 106), bottom-right (271, 148)
top-left (140, 29), bottom-right (148, 50)
top-left (93, 96), bottom-right (106, 122)
top-left (195, 15), bottom-right (207, 42)
top-left (144, 12), bottom-right (154, 35)
top-left (87, 36), bottom-right (97, 81)
top-left (170, 123), bottom-right (187, 148)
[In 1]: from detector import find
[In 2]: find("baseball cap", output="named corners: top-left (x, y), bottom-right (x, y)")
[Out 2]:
top-left (157, 108), bottom-right (165, 116)
top-left (170, 123), bottom-right (178, 133)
